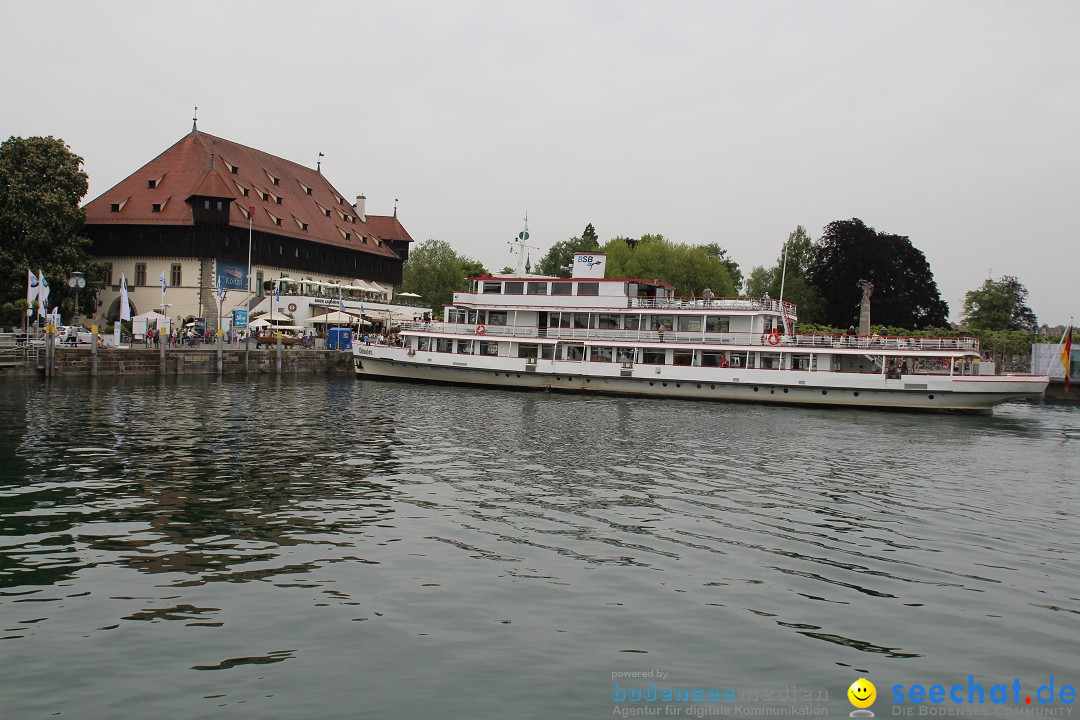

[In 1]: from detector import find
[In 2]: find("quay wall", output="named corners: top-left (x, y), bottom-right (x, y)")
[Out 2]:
top-left (3, 348), bottom-right (354, 378)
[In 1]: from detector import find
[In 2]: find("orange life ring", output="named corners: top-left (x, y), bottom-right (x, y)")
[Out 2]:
top-left (767, 332), bottom-right (780, 346)
top-left (476, 324), bottom-right (487, 335)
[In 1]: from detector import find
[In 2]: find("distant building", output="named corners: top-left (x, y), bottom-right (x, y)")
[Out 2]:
top-left (83, 125), bottom-right (412, 329)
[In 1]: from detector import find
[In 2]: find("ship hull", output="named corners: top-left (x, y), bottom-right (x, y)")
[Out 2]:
top-left (353, 349), bottom-right (1046, 412)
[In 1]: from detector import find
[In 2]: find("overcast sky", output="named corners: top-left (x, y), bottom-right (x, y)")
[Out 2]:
top-left (3, 1), bottom-right (1076, 325)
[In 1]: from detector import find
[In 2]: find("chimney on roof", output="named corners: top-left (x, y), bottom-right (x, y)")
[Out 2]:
top-left (355, 195), bottom-right (366, 222)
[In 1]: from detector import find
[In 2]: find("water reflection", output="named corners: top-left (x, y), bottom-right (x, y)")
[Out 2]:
top-left (0, 377), bottom-right (1077, 718)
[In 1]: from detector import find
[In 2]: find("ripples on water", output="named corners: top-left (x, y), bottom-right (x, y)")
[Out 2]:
top-left (1, 377), bottom-right (1077, 718)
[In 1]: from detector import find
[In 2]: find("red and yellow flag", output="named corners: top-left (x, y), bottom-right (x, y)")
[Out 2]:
top-left (1062, 326), bottom-right (1073, 393)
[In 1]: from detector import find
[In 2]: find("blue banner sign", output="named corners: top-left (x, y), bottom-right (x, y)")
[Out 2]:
top-left (232, 309), bottom-right (248, 328)
top-left (216, 259), bottom-right (248, 292)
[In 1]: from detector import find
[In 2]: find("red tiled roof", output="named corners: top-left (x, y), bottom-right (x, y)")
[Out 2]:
top-left (188, 167), bottom-right (235, 200)
top-left (84, 131), bottom-right (402, 259)
top-left (364, 214), bottom-right (414, 244)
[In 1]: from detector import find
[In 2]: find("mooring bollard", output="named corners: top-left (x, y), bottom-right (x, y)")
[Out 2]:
top-left (276, 331), bottom-right (283, 375)
top-left (91, 323), bottom-right (98, 377)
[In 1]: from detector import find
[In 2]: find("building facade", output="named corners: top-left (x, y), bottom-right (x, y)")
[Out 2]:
top-left (83, 127), bottom-right (413, 329)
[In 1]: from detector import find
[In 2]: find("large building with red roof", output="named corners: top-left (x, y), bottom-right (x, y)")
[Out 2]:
top-left (83, 125), bottom-right (412, 327)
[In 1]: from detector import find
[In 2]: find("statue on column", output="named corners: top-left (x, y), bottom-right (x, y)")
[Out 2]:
top-left (857, 280), bottom-right (873, 337)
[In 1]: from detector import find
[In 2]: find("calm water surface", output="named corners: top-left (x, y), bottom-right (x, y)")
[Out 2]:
top-left (1, 376), bottom-right (1078, 719)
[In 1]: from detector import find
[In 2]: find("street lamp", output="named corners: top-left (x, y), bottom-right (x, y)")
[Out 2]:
top-left (67, 271), bottom-right (85, 324)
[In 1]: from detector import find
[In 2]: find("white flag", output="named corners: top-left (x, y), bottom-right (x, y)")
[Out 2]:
top-left (38, 271), bottom-right (49, 318)
top-left (27, 270), bottom-right (38, 316)
top-left (120, 272), bottom-right (131, 321)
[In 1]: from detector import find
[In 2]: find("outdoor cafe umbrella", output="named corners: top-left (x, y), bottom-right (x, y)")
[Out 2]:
top-left (395, 292), bottom-right (422, 298)
top-left (248, 318), bottom-right (271, 328)
top-left (307, 311), bottom-right (370, 326)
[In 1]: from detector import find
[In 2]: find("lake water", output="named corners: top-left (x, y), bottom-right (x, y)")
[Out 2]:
top-left (1, 376), bottom-right (1078, 719)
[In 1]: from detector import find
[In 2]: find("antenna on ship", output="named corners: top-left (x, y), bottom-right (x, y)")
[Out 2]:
top-left (507, 213), bottom-right (538, 275)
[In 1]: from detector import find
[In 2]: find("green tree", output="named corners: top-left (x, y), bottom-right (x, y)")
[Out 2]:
top-left (806, 218), bottom-right (948, 329)
top-left (743, 226), bottom-right (824, 323)
top-left (744, 265), bottom-right (776, 297)
top-left (961, 275), bottom-right (1037, 331)
top-left (0, 136), bottom-right (90, 318)
top-left (600, 234), bottom-right (739, 297)
top-left (536, 223), bottom-right (601, 277)
top-left (401, 240), bottom-right (486, 314)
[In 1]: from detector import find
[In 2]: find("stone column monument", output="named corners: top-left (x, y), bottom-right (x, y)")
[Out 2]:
top-left (857, 280), bottom-right (873, 336)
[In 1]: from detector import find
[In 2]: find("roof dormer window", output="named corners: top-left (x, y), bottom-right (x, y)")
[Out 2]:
top-left (298, 180), bottom-right (313, 195)
top-left (338, 227), bottom-right (352, 240)
top-left (147, 172), bottom-right (165, 189)
top-left (234, 180), bottom-right (249, 197)
top-left (151, 196), bottom-right (170, 213)
top-left (266, 171), bottom-right (280, 186)
top-left (109, 197), bottom-right (128, 213)
top-left (223, 159), bottom-right (238, 174)
top-left (266, 209), bottom-right (282, 226)
top-left (294, 216), bottom-right (308, 231)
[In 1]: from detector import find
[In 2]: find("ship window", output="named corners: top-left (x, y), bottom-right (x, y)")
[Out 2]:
top-left (616, 347), bottom-right (636, 363)
top-left (591, 346), bottom-right (614, 362)
top-left (701, 351), bottom-right (727, 368)
top-left (624, 315), bottom-right (640, 330)
top-left (479, 341), bottom-right (499, 356)
top-left (551, 282), bottom-right (572, 296)
top-left (576, 282), bottom-right (599, 296)
top-left (642, 349), bottom-right (666, 365)
top-left (504, 281), bottom-right (524, 294)
top-left (553, 313), bottom-right (572, 329)
top-left (483, 281), bottom-right (502, 294)
top-left (678, 316), bottom-right (702, 332)
top-left (565, 344), bottom-right (585, 361)
top-left (436, 338), bottom-right (453, 353)
top-left (673, 351), bottom-right (693, 366)
top-left (517, 344), bottom-right (539, 359)
top-left (540, 345), bottom-right (554, 360)
top-left (653, 315), bottom-right (674, 331)
top-left (595, 314), bottom-right (620, 329)
top-left (457, 340), bottom-right (473, 354)
top-left (486, 311), bottom-right (507, 326)
top-left (573, 313), bottom-right (590, 329)
top-left (418, 337), bottom-right (431, 351)
top-left (706, 316), bottom-right (730, 332)
top-left (527, 282), bottom-right (548, 295)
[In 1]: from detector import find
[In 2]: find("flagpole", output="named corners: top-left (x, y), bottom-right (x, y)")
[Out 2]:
top-left (1046, 322), bottom-right (1071, 375)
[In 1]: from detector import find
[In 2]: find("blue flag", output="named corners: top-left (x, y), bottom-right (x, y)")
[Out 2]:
top-left (159, 272), bottom-right (167, 294)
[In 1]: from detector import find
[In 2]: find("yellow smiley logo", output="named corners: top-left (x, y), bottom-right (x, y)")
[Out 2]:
top-left (848, 678), bottom-right (876, 709)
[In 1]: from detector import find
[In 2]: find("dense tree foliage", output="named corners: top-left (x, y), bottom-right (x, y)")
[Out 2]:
top-left (961, 275), bottom-right (1037, 331)
top-left (401, 240), bottom-right (487, 314)
top-left (0, 136), bottom-right (91, 318)
top-left (535, 223), bottom-right (601, 277)
top-left (806, 218), bottom-right (948, 329)
top-left (600, 234), bottom-right (739, 297)
top-left (743, 226), bottom-right (824, 323)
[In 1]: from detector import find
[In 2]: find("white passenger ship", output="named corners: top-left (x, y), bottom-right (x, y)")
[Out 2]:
top-left (353, 252), bottom-right (1048, 411)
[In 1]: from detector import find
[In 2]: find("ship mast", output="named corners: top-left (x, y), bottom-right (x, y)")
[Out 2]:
top-left (507, 214), bottom-right (539, 275)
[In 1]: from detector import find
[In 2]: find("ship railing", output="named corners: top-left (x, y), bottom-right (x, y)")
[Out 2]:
top-left (401, 323), bottom-right (979, 352)
top-left (628, 296), bottom-right (796, 315)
